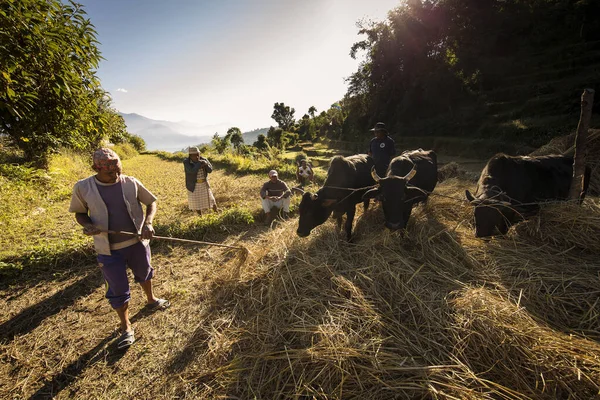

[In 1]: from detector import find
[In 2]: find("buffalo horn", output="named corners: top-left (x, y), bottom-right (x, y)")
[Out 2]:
top-left (404, 167), bottom-right (417, 181)
top-left (371, 166), bottom-right (381, 182)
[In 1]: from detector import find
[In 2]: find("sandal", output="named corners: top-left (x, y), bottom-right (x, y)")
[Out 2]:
top-left (117, 330), bottom-right (135, 349)
top-left (146, 298), bottom-right (170, 310)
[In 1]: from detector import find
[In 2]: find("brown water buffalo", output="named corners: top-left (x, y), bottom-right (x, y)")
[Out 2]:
top-left (465, 154), bottom-right (591, 237)
top-left (297, 154), bottom-right (376, 240)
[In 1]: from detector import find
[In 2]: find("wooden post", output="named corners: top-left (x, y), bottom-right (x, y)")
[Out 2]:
top-left (569, 88), bottom-right (595, 201)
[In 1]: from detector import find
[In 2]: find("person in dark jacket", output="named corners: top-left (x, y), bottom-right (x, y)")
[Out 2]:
top-left (184, 146), bottom-right (218, 215)
top-left (367, 122), bottom-right (396, 176)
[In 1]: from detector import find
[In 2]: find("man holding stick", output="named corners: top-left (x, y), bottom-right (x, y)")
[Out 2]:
top-left (69, 148), bottom-right (170, 349)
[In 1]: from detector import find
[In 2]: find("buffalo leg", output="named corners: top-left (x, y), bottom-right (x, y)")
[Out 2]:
top-left (345, 206), bottom-right (356, 241)
top-left (403, 206), bottom-right (413, 229)
top-left (334, 212), bottom-right (343, 232)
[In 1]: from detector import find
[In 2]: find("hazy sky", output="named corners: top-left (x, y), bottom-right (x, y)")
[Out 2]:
top-left (79, 0), bottom-right (400, 132)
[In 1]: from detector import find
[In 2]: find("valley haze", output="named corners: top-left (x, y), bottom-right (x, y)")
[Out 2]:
top-left (120, 112), bottom-right (267, 152)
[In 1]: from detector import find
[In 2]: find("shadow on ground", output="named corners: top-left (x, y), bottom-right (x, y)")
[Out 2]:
top-left (0, 268), bottom-right (100, 344)
top-left (28, 305), bottom-right (162, 399)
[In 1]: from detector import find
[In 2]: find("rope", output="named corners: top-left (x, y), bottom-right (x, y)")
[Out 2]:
top-left (106, 230), bottom-right (246, 251)
top-left (320, 184), bottom-right (379, 205)
top-left (310, 182), bottom-right (583, 210)
top-left (404, 185), bottom-right (584, 208)
top-left (322, 185), bottom-right (379, 192)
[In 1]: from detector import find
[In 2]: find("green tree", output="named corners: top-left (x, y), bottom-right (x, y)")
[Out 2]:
top-left (94, 96), bottom-right (128, 145)
top-left (298, 114), bottom-right (312, 140)
top-left (0, 0), bottom-right (106, 166)
top-left (211, 132), bottom-right (230, 154)
top-left (266, 127), bottom-right (284, 148)
top-left (226, 127), bottom-right (244, 153)
top-left (308, 106), bottom-right (317, 119)
top-left (126, 134), bottom-right (146, 152)
top-left (253, 134), bottom-right (268, 150)
top-left (271, 102), bottom-right (296, 131)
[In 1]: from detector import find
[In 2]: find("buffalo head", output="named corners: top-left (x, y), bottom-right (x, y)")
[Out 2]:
top-left (465, 190), bottom-right (517, 237)
top-left (363, 166), bottom-right (417, 231)
top-left (296, 191), bottom-right (337, 237)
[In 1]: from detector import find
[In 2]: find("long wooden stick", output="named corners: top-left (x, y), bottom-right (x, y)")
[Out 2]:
top-left (569, 88), bottom-right (595, 201)
top-left (107, 230), bottom-right (246, 251)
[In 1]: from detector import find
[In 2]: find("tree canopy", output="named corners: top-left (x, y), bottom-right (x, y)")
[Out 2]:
top-left (341, 0), bottom-right (600, 145)
top-left (271, 102), bottom-right (296, 131)
top-left (0, 0), bottom-right (131, 165)
top-left (225, 127), bottom-right (244, 152)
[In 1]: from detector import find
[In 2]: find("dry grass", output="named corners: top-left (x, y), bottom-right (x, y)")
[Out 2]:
top-left (1, 154), bottom-right (599, 399)
top-left (531, 129), bottom-right (600, 195)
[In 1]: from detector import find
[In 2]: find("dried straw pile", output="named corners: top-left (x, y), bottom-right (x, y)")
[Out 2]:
top-left (532, 129), bottom-right (600, 195)
top-left (1, 158), bottom-right (598, 398)
top-left (160, 179), bottom-right (600, 399)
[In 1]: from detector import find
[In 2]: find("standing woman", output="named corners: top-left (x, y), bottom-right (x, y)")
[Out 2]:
top-left (184, 146), bottom-right (218, 215)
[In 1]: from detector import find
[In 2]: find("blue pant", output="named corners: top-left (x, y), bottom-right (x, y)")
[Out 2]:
top-left (97, 242), bottom-right (154, 309)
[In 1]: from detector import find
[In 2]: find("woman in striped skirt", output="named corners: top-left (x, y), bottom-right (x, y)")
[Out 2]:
top-left (184, 147), bottom-right (218, 215)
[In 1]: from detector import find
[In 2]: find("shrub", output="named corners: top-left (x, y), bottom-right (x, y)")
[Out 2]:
top-left (112, 143), bottom-right (138, 160)
top-left (127, 134), bottom-right (146, 152)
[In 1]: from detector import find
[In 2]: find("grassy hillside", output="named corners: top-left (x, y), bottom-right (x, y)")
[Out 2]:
top-left (1, 151), bottom-right (599, 399)
top-left (400, 40), bottom-right (600, 158)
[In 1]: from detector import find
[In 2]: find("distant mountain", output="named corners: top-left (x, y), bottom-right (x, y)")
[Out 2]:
top-left (120, 113), bottom-right (225, 152)
top-left (242, 127), bottom-right (269, 145)
top-left (120, 112), bottom-right (269, 152)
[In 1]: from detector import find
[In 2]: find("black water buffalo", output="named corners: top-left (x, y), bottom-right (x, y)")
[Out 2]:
top-left (465, 154), bottom-right (591, 237)
top-left (297, 154), bottom-right (376, 240)
top-left (363, 149), bottom-right (438, 230)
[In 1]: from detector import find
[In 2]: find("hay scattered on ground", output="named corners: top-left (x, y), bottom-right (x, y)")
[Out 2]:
top-left (532, 129), bottom-right (600, 195)
top-left (1, 155), bottom-right (599, 399)
top-left (438, 162), bottom-right (479, 183)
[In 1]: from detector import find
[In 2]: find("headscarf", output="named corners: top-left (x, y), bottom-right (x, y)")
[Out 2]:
top-left (93, 148), bottom-right (122, 172)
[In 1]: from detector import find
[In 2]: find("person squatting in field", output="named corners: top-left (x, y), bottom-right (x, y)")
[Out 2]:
top-left (260, 169), bottom-right (291, 224)
top-left (296, 159), bottom-right (314, 187)
top-left (184, 146), bottom-right (218, 215)
top-left (69, 148), bottom-right (170, 350)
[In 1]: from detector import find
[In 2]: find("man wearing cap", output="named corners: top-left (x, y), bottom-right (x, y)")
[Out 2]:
top-left (368, 122), bottom-right (396, 176)
top-left (260, 170), bottom-right (291, 224)
top-left (69, 148), bottom-right (170, 350)
top-left (184, 146), bottom-right (218, 215)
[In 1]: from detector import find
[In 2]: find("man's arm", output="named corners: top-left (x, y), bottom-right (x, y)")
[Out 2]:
top-left (281, 181), bottom-right (292, 199)
top-left (141, 201), bottom-right (157, 239)
top-left (75, 212), bottom-right (101, 235)
top-left (260, 182), bottom-right (268, 199)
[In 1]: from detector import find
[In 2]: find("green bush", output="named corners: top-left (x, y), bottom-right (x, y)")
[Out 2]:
top-left (112, 143), bottom-right (138, 160)
top-left (127, 134), bottom-right (146, 152)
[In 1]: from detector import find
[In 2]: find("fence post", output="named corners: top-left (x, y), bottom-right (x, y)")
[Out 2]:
top-left (568, 88), bottom-right (595, 201)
